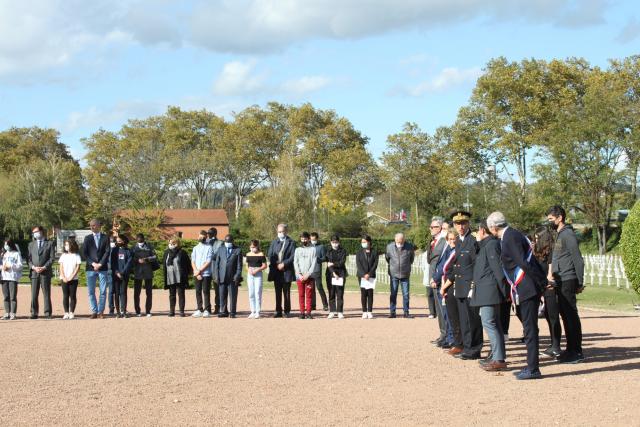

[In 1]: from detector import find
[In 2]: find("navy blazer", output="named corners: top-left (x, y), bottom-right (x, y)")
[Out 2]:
top-left (111, 246), bottom-right (133, 278)
top-left (214, 245), bottom-right (243, 284)
top-left (446, 231), bottom-right (478, 298)
top-left (82, 233), bottom-right (110, 271)
top-left (500, 227), bottom-right (546, 302)
top-left (267, 236), bottom-right (296, 283)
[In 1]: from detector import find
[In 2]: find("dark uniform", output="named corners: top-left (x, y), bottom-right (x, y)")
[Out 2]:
top-left (446, 211), bottom-right (483, 358)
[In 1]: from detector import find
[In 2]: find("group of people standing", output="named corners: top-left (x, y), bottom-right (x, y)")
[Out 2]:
top-left (423, 206), bottom-right (584, 380)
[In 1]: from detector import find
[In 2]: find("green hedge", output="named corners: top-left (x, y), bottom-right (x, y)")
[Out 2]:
top-left (621, 201), bottom-right (640, 296)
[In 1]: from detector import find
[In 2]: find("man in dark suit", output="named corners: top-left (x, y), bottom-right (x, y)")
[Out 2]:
top-left (206, 227), bottom-right (223, 314)
top-left (445, 210), bottom-right (483, 359)
top-left (427, 217), bottom-right (448, 345)
top-left (214, 235), bottom-right (243, 318)
top-left (27, 225), bottom-right (56, 319)
top-left (267, 224), bottom-right (296, 318)
top-left (487, 211), bottom-right (546, 380)
top-left (82, 219), bottom-right (110, 319)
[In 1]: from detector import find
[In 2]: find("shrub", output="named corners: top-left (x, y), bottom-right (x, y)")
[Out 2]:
top-left (620, 200), bottom-right (640, 296)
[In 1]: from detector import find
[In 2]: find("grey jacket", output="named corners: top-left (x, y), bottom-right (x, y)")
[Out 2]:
top-left (294, 246), bottom-right (317, 278)
top-left (552, 225), bottom-right (584, 286)
top-left (469, 237), bottom-right (507, 307)
top-left (427, 236), bottom-right (447, 280)
top-left (311, 243), bottom-right (326, 278)
top-left (385, 242), bottom-right (415, 279)
top-left (28, 239), bottom-right (56, 278)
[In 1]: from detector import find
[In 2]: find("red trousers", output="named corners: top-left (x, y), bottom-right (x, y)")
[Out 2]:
top-left (297, 278), bottom-right (315, 314)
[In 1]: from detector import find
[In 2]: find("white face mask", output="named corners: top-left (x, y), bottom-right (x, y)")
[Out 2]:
top-left (33, 232), bottom-right (42, 240)
top-left (110, 242), bottom-right (116, 248)
top-left (224, 242), bottom-right (233, 248)
top-left (137, 242), bottom-right (145, 248)
top-left (64, 245), bottom-right (70, 252)
top-left (4, 244), bottom-right (10, 251)
top-left (310, 240), bottom-right (317, 246)
top-left (395, 243), bottom-right (403, 248)
top-left (250, 247), bottom-right (258, 253)
top-left (331, 243), bottom-right (339, 250)
top-left (361, 242), bottom-right (369, 249)
top-left (277, 232), bottom-right (285, 240)
top-left (168, 244), bottom-right (176, 250)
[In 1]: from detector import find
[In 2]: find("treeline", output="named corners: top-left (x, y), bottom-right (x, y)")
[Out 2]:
top-left (0, 55), bottom-right (638, 254)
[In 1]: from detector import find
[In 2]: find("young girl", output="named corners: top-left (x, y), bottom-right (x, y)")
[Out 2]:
top-left (356, 234), bottom-right (378, 319)
top-left (59, 239), bottom-right (81, 319)
top-left (2, 239), bottom-right (22, 320)
top-left (245, 240), bottom-right (267, 319)
top-left (326, 235), bottom-right (348, 319)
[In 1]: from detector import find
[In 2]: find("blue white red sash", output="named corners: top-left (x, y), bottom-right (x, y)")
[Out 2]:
top-left (503, 237), bottom-right (533, 306)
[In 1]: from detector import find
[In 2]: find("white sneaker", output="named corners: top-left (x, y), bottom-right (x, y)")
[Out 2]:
top-left (362, 312), bottom-right (367, 319)
top-left (254, 313), bottom-right (260, 319)
top-left (1, 313), bottom-right (9, 320)
top-left (9, 313), bottom-right (15, 320)
top-left (338, 313), bottom-right (344, 319)
top-left (203, 310), bottom-right (211, 318)
top-left (367, 312), bottom-right (373, 319)
top-left (63, 313), bottom-right (69, 320)
top-left (247, 313), bottom-right (255, 319)
top-left (146, 313), bottom-right (152, 318)
top-left (192, 310), bottom-right (202, 318)
top-left (328, 312), bottom-right (335, 319)
top-left (69, 312), bottom-right (75, 319)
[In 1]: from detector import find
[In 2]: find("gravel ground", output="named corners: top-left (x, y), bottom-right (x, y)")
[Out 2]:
top-left (0, 284), bottom-right (638, 426)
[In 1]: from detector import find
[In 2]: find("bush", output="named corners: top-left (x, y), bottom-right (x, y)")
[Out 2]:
top-left (620, 200), bottom-right (640, 296)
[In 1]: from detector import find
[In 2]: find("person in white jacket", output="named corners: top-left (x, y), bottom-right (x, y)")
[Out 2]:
top-left (2, 239), bottom-right (23, 320)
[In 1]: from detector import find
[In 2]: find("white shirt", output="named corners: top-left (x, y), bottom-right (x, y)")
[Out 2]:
top-left (59, 253), bottom-right (82, 281)
top-left (1, 251), bottom-right (23, 282)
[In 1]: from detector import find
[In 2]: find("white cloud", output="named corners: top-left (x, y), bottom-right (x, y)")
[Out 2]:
top-left (394, 66), bottom-right (482, 97)
top-left (212, 60), bottom-right (267, 96)
top-left (616, 17), bottom-right (640, 44)
top-left (280, 76), bottom-right (331, 95)
top-left (62, 100), bottom-right (165, 133)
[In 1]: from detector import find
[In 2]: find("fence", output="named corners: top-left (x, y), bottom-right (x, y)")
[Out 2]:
top-left (345, 253), bottom-right (430, 286)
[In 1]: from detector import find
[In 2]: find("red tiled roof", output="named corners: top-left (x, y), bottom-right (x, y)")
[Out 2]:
top-left (116, 209), bottom-right (229, 226)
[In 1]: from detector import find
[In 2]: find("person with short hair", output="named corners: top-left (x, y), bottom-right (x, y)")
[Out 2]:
top-left (246, 240), bottom-right (267, 319)
top-left (1, 239), bottom-right (23, 320)
top-left (487, 211), bottom-right (547, 380)
top-left (294, 232), bottom-right (317, 319)
top-left (385, 232), bottom-right (415, 318)
top-left (191, 230), bottom-right (214, 318)
top-left (132, 233), bottom-right (157, 317)
top-left (28, 226), bottom-right (56, 319)
top-left (111, 234), bottom-right (132, 318)
top-left (267, 224), bottom-right (296, 318)
top-left (433, 230), bottom-right (458, 349)
top-left (206, 227), bottom-right (223, 314)
top-left (356, 234), bottom-right (378, 319)
top-left (309, 232), bottom-right (328, 311)
top-left (214, 235), bottom-right (243, 318)
top-left (546, 205), bottom-right (585, 364)
top-left (163, 237), bottom-right (192, 317)
top-left (426, 217), bottom-right (448, 341)
top-left (326, 235), bottom-right (348, 319)
top-left (82, 219), bottom-right (111, 319)
top-left (59, 239), bottom-right (81, 320)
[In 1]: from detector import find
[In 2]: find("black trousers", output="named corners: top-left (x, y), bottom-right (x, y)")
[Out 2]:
top-left (557, 278), bottom-right (583, 355)
top-left (195, 276), bottom-right (212, 312)
top-left (544, 288), bottom-right (562, 351)
top-left (519, 296), bottom-right (540, 371)
top-left (168, 285), bottom-right (186, 314)
top-left (274, 280), bottom-right (291, 314)
top-left (311, 273), bottom-right (328, 310)
top-left (61, 280), bottom-right (78, 313)
top-left (219, 282), bottom-right (238, 315)
top-left (329, 285), bottom-right (345, 313)
top-left (134, 279), bottom-right (153, 314)
top-left (426, 286), bottom-right (436, 316)
top-left (456, 296), bottom-right (483, 355)
top-left (113, 275), bottom-right (128, 313)
top-left (360, 288), bottom-right (373, 312)
top-left (212, 280), bottom-right (220, 313)
top-left (31, 275), bottom-right (52, 317)
top-left (445, 292), bottom-right (463, 347)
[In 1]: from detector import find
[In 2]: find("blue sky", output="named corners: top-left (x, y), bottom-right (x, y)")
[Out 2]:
top-left (0, 0), bottom-right (638, 161)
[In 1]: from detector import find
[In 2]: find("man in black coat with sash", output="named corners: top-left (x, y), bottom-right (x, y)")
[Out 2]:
top-left (445, 210), bottom-right (483, 359)
top-left (487, 211), bottom-right (546, 380)
top-left (267, 223), bottom-right (296, 318)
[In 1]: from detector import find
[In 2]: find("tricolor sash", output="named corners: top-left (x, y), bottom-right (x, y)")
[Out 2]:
top-left (503, 237), bottom-right (533, 306)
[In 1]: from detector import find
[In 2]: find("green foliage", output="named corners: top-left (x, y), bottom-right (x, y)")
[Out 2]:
top-left (620, 201), bottom-right (640, 295)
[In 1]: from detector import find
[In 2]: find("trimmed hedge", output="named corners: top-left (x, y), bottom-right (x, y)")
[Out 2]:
top-left (620, 200), bottom-right (640, 296)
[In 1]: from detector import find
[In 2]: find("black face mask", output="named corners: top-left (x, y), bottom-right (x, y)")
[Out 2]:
top-left (199, 237), bottom-right (206, 243)
top-left (549, 222), bottom-right (559, 230)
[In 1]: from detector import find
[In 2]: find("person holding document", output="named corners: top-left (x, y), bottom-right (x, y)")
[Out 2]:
top-left (356, 234), bottom-right (378, 319)
top-left (326, 234), bottom-right (347, 319)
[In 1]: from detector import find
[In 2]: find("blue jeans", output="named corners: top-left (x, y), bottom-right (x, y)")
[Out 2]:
top-left (435, 291), bottom-right (454, 344)
top-left (390, 277), bottom-right (410, 313)
top-left (247, 272), bottom-right (263, 314)
top-left (480, 304), bottom-right (506, 361)
top-left (87, 270), bottom-right (108, 314)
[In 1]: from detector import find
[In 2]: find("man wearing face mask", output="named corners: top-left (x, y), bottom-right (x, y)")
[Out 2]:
top-left (191, 230), bottom-right (214, 318)
top-left (546, 205), bottom-right (585, 364)
top-left (131, 233), bottom-right (157, 317)
top-left (27, 226), bottom-right (56, 319)
top-left (213, 235), bottom-right (243, 318)
top-left (309, 232), bottom-right (328, 311)
top-left (267, 224), bottom-right (296, 318)
top-left (385, 233), bottom-right (415, 318)
top-left (294, 232), bottom-right (317, 319)
top-left (82, 219), bottom-right (111, 319)
top-left (106, 235), bottom-right (117, 316)
top-left (206, 227), bottom-right (223, 314)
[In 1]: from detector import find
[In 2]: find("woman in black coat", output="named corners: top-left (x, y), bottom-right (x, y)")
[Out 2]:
top-left (162, 237), bottom-right (192, 317)
top-left (356, 234), bottom-right (378, 319)
top-left (534, 225), bottom-right (562, 358)
top-left (470, 221), bottom-right (508, 371)
top-left (325, 234), bottom-right (348, 319)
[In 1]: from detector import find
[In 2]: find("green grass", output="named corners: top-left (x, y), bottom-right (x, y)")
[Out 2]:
top-left (577, 285), bottom-right (639, 313)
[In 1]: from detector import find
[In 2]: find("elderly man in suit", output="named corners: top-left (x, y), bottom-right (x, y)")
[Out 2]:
top-left (487, 211), bottom-right (546, 380)
top-left (28, 225), bottom-right (56, 319)
top-left (445, 210), bottom-right (482, 359)
top-left (426, 216), bottom-right (448, 345)
top-left (214, 235), bottom-right (243, 318)
top-left (267, 224), bottom-right (296, 318)
top-left (82, 219), bottom-right (110, 319)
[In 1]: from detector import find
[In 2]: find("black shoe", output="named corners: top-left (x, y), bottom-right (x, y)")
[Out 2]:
top-left (30, 315), bottom-right (38, 319)
top-left (440, 342), bottom-right (452, 349)
top-left (323, 306), bottom-right (329, 312)
top-left (403, 312), bottom-right (413, 319)
top-left (478, 356), bottom-right (493, 366)
top-left (45, 315), bottom-right (53, 319)
top-left (168, 313), bottom-right (175, 317)
top-left (515, 368), bottom-right (542, 380)
top-left (213, 309), bottom-right (220, 315)
top-left (389, 312), bottom-right (396, 318)
top-left (299, 314), bottom-right (306, 319)
top-left (311, 306), bottom-right (316, 311)
top-left (274, 312), bottom-right (283, 318)
top-left (284, 312), bottom-right (291, 318)
top-left (179, 312), bottom-right (185, 317)
top-left (557, 352), bottom-right (585, 364)
top-left (218, 313), bottom-right (229, 318)
top-left (430, 339), bottom-right (441, 345)
top-left (459, 353), bottom-right (481, 360)
top-left (307, 314), bottom-right (314, 319)
top-left (109, 310), bottom-right (114, 315)
top-left (230, 314), bottom-right (236, 318)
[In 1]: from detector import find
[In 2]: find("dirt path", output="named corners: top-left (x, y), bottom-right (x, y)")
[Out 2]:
top-left (0, 285), bottom-right (638, 426)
